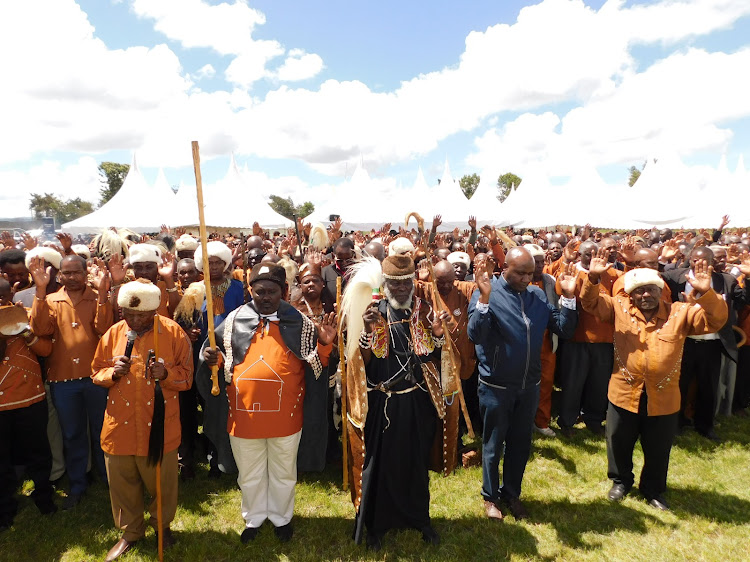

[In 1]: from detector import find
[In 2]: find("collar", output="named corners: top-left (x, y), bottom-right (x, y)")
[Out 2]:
top-left (260, 312), bottom-right (279, 322)
top-left (48, 285), bottom-right (96, 303)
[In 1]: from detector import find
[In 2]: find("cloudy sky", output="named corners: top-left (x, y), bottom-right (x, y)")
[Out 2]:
top-left (2, 0), bottom-right (749, 218)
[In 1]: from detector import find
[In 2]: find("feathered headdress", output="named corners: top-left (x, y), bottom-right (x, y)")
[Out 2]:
top-left (340, 256), bottom-right (382, 361)
top-left (309, 223), bottom-right (328, 251)
top-left (173, 282), bottom-right (205, 329)
top-left (91, 228), bottom-right (129, 260)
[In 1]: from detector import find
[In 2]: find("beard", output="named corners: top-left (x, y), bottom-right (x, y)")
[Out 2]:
top-left (383, 285), bottom-right (414, 310)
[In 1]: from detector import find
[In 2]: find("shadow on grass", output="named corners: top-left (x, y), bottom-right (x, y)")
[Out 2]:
top-left (670, 485), bottom-right (750, 523)
top-left (672, 414), bottom-right (750, 453)
top-left (524, 497), bottom-right (663, 550)
top-left (531, 441), bottom-right (578, 474)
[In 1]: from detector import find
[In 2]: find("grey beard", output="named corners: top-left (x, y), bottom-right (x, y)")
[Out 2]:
top-left (383, 285), bottom-right (414, 310)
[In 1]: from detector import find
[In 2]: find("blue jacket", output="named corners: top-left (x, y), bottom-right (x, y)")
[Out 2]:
top-left (468, 275), bottom-right (577, 389)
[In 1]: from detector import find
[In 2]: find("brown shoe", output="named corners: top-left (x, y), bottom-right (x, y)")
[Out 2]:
top-left (484, 500), bottom-right (504, 521)
top-left (105, 538), bottom-right (137, 562)
top-left (157, 527), bottom-right (176, 549)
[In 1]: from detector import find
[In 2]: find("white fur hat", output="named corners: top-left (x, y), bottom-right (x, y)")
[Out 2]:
top-left (117, 279), bottom-right (162, 311)
top-left (524, 243), bottom-right (545, 259)
top-left (128, 243), bottom-right (162, 265)
top-left (388, 237), bottom-right (415, 256)
top-left (72, 244), bottom-right (91, 259)
top-left (175, 234), bottom-right (199, 252)
top-left (623, 268), bottom-right (665, 294)
top-left (25, 247), bottom-right (62, 270)
top-left (194, 241), bottom-right (232, 272)
top-left (446, 251), bottom-right (470, 267)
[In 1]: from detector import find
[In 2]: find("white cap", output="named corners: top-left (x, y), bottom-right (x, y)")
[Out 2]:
top-left (117, 279), bottom-right (162, 311)
top-left (175, 234), bottom-right (199, 252)
top-left (623, 268), bottom-right (665, 294)
top-left (388, 237), bottom-right (415, 256)
top-left (194, 241), bottom-right (232, 272)
top-left (524, 243), bottom-right (545, 258)
top-left (72, 244), bottom-right (91, 259)
top-left (128, 243), bottom-right (163, 265)
top-left (25, 247), bottom-right (62, 270)
top-left (446, 251), bottom-right (470, 267)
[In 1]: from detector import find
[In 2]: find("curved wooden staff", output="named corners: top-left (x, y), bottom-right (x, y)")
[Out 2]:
top-left (336, 276), bottom-right (349, 491)
top-left (406, 212), bottom-right (474, 438)
top-left (153, 315), bottom-right (164, 562)
top-left (192, 141), bottom-right (220, 396)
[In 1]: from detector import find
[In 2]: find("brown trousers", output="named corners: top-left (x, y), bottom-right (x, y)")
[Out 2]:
top-left (104, 449), bottom-right (178, 542)
top-left (535, 347), bottom-right (556, 429)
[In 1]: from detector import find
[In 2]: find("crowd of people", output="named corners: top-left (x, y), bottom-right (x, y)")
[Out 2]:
top-left (1, 212), bottom-right (749, 558)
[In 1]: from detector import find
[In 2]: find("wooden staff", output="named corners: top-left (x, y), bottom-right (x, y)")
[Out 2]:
top-left (241, 233), bottom-right (250, 303)
top-left (153, 314), bottom-right (164, 562)
top-left (336, 276), bottom-right (349, 491)
top-left (192, 141), bottom-right (220, 396)
top-left (406, 213), bottom-right (474, 438)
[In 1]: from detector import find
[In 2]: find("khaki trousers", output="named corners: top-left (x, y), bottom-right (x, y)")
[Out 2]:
top-left (104, 449), bottom-right (178, 542)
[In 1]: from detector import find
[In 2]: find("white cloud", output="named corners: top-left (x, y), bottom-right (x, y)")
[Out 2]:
top-left (0, 157), bottom-right (101, 218)
top-left (193, 63), bottom-right (216, 79)
top-left (274, 49), bottom-right (325, 82)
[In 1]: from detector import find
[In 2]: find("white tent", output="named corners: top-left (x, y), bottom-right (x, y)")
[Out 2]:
top-left (63, 154), bottom-right (175, 234)
top-left (498, 171), bottom-right (562, 228)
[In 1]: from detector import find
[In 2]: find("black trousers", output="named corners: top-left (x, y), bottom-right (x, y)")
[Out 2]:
top-left (558, 342), bottom-right (613, 428)
top-left (733, 346), bottom-right (750, 411)
top-left (460, 368), bottom-right (483, 436)
top-left (679, 339), bottom-right (722, 433)
top-left (606, 395), bottom-right (677, 500)
top-left (0, 400), bottom-right (54, 524)
top-left (178, 383), bottom-right (199, 468)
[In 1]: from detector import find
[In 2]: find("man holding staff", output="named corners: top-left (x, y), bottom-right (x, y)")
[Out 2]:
top-left (92, 279), bottom-right (193, 561)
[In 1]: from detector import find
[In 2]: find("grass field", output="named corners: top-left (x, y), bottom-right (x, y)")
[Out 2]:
top-left (2, 414), bottom-right (749, 562)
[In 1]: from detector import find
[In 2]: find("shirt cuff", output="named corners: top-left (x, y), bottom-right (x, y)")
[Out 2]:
top-left (476, 301), bottom-right (490, 314)
top-left (560, 296), bottom-right (577, 310)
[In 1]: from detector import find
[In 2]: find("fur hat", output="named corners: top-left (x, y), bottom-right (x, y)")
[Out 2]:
top-left (524, 244), bottom-right (545, 259)
top-left (446, 251), bottom-right (470, 267)
top-left (388, 237), bottom-right (415, 256)
top-left (194, 241), bottom-right (232, 272)
top-left (129, 243), bottom-right (163, 265)
top-left (248, 263), bottom-right (286, 288)
top-left (71, 245), bottom-right (91, 259)
top-left (623, 268), bottom-right (664, 294)
top-left (0, 305), bottom-right (29, 336)
top-left (175, 234), bottom-right (199, 252)
top-left (382, 254), bottom-right (415, 280)
top-left (117, 279), bottom-right (162, 311)
top-left (25, 247), bottom-right (62, 270)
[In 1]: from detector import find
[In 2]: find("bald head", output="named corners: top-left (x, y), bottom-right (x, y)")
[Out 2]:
top-left (364, 241), bottom-right (385, 262)
top-left (433, 259), bottom-right (456, 297)
top-left (551, 232), bottom-right (568, 246)
top-left (634, 248), bottom-right (659, 270)
top-left (505, 247), bottom-right (534, 269)
top-left (689, 246), bottom-right (713, 270)
top-left (503, 247), bottom-right (535, 292)
top-left (579, 241), bottom-right (598, 268)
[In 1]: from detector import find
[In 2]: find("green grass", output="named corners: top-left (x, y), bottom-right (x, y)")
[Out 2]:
top-left (2, 415), bottom-right (750, 561)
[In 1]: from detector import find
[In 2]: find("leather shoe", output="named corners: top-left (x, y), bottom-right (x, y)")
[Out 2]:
top-left (648, 496), bottom-right (670, 511)
top-left (421, 525), bottom-right (439, 545)
top-left (698, 429), bottom-right (721, 443)
top-left (559, 426), bottom-right (575, 439)
top-left (366, 532), bottom-right (382, 551)
top-left (105, 538), bottom-right (137, 562)
top-left (156, 527), bottom-right (176, 549)
top-left (240, 527), bottom-right (259, 543)
top-left (274, 522), bottom-right (293, 542)
top-left (607, 483), bottom-right (629, 502)
top-left (502, 496), bottom-right (529, 520)
top-left (587, 424), bottom-right (606, 437)
top-left (62, 493), bottom-right (82, 511)
top-left (484, 500), bottom-right (504, 520)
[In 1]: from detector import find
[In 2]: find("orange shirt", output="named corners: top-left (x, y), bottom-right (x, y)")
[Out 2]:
top-left (0, 335), bottom-right (52, 411)
top-left (31, 286), bottom-right (113, 382)
top-left (531, 280), bottom-right (555, 356)
top-left (91, 317), bottom-right (193, 456)
top-left (557, 268), bottom-right (621, 343)
top-left (227, 321), bottom-right (332, 439)
top-left (544, 257), bottom-right (564, 277)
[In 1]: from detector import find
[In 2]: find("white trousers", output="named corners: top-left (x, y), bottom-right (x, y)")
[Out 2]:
top-left (229, 430), bottom-right (302, 528)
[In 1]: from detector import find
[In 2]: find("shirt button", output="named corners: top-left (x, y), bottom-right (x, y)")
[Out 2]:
top-left (124, 421), bottom-right (128, 424)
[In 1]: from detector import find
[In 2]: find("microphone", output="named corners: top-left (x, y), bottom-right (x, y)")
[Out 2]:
top-left (124, 330), bottom-right (137, 359)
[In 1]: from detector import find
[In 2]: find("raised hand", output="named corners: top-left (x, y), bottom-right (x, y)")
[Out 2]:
top-left (432, 215), bottom-right (442, 230)
top-left (332, 217), bottom-right (343, 233)
top-left (660, 239), bottom-right (680, 262)
top-left (381, 222), bottom-right (392, 235)
top-left (29, 256), bottom-right (51, 293)
top-left (55, 233), bottom-right (73, 254)
top-left (90, 258), bottom-right (111, 294)
top-left (475, 258), bottom-right (492, 303)
top-left (559, 262), bottom-right (579, 298)
top-left (307, 248), bottom-right (322, 266)
top-left (174, 227), bottom-right (186, 237)
top-left (253, 222), bottom-right (262, 236)
top-left (315, 312), bottom-right (337, 345)
top-left (737, 252), bottom-right (750, 277)
top-left (719, 214), bottom-right (730, 231)
top-left (160, 224), bottom-right (170, 235)
top-left (0, 231), bottom-right (15, 249)
top-left (108, 253), bottom-right (128, 285)
top-left (158, 251), bottom-right (176, 280)
top-left (431, 310), bottom-right (450, 337)
top-left (417, 259), bottom-right (430, 281)
top-left (21, 232), bottom-right (38, 250)
top-left (619, 237), bottom-right (636, 265)
top-left (468, 216), bottom-right (477, 231)
top-left (588, 247), bottom-right (612, 283)
top-left (689, 258), bottom-right (713, 298)
top-left (562, 239), bottom-right (580, 263)
top-left (466, 243), bottom-right (475, 262)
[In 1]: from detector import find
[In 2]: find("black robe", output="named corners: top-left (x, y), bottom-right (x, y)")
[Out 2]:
top-left (354, 302), bottom-right (438, 542)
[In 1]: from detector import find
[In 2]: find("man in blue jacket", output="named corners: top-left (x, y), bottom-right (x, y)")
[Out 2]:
top-left (469, 247), bottom-right (578, 521)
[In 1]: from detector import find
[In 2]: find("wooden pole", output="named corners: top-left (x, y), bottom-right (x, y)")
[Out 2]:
top-left (336, 276), bottom-right (349, 491)
top-left (153, 314), bottom-right (164, 562)
top-left (192, 141), bottom-right (220, 396)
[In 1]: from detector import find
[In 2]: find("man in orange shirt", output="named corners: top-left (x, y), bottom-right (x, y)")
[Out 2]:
top-left (92, 279), bottom-right (193, 561)
top-left (30, 255), bottom-right (113, 509)
top-left (202, 263), bottom-right (335, 544)
top-left (0, 301), bottom-right (57, 530)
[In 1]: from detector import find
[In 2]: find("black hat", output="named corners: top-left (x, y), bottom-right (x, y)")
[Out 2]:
top-left (248, 263), bottom-right (286, 288)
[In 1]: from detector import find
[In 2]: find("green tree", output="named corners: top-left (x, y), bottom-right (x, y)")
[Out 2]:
top-left (98, 162), bottom-right (130, 205)
top-left (29, 193), bottom-right (94, 224)
top-left (497, 172), bottom-right (523, 202)
top-left (628, 161), bottom-right (649, 187)
top-left (459, 173), bottom-right (480, 199)
top-left (268, 195), bottom-right (315, 221)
